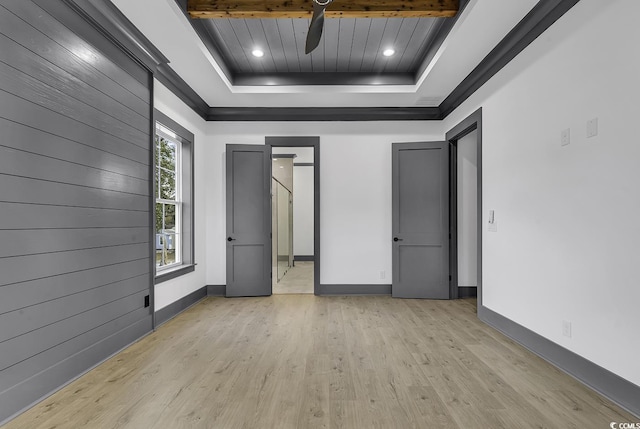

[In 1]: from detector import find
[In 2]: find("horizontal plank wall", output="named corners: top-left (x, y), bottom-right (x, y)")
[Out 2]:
top-left (0, 0), bottom-right (153, 423)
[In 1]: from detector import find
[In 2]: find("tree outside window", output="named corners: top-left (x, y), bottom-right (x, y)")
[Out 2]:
top-left (155, 130), bottom-right (181, 269)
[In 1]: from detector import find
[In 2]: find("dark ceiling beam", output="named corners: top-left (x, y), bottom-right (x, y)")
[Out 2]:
top-left (206, 107), bottom-right (441, 121)
top-left (187, 0), bottom-right (459, 19)
top-left (233, 72), bottom-right (415, 86)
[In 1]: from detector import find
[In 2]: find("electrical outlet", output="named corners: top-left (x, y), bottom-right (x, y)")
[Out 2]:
top-left (561, 128), bottom-right (571, 146)
top-left (380, 271), bottom-right (386, 280)
top-left (562, 320), bottom-right (572, 338)
top-left (587, 118), bottom-right (598, 138)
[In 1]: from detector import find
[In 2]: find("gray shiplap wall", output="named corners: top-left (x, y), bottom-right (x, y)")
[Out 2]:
top-left (0, 0), bottom-right (153, 422)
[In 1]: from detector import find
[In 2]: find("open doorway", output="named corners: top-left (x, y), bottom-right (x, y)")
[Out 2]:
top-left (446, 108), bottom-right (482, 305)
top-left (267, 137), bottom-right (319, 295)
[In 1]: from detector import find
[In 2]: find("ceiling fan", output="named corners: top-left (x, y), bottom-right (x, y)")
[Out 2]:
top-left (305, 0), bottom-right (333, 54)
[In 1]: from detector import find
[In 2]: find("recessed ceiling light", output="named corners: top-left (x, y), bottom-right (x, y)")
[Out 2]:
top-left (383, 49), bottom-right (395, 57)
top-left (279, 166), bottom-right (284, 169)
top-left (252, 49), bottom-right (264, 58)
top-left (273, 158), bottom-right (279, 161)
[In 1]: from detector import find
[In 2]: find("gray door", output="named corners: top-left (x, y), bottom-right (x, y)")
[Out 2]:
top-left (392, 142), bottom-right (450, 299)
top-left (226, 145), bottom-right (272, 297)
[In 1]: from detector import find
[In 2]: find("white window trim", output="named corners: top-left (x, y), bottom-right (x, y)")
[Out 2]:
top-left (155, 126), bottom-right (182, 272)
top-left (153, 109), bottom-right (195, 284)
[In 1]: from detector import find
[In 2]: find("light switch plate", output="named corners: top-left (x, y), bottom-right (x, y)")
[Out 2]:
top-left (587, 118), bottom-right (598, 138)
top-left (561, 128), bottom-right (570, 146)
top-left (488, 210), bottom-right (497, 232)
top-left (562, 320), bottom-right (572, 338)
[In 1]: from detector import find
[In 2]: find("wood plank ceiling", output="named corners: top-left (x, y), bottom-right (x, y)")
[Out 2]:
top-left (177, 1), bottom-right (467, 85)
top-left (211, 18), bottom-right (441, 73)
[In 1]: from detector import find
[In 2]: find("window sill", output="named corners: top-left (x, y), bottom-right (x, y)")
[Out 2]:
top-left (155, 264), bottom-right (195, 284)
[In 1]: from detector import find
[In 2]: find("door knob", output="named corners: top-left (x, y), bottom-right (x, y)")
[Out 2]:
top-left (393, 237), bottom-right (403, 242)
top-left (227, 237), bottom-right (236, 242)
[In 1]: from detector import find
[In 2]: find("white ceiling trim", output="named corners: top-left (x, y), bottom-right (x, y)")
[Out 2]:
top-left (230, 83), bottom-right (419, 94)
top-left (163, 0), bottom-right (233, 90)
top-left (414, 0), bottom-right (480, 90)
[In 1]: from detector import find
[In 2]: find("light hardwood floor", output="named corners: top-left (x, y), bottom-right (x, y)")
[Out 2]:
top-left (3, 296), bottom-right (635, 428)
top-left (273, 261), bottom-right (314, 294)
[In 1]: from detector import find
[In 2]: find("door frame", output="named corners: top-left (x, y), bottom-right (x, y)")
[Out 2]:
top-left (265, 136), bottom-right (320, 295)
top-left (445, 108), bottom-right (482, 306)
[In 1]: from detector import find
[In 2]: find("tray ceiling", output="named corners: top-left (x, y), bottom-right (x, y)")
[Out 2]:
top-left (195, 17), bottom-right (450, 85)
top-left (182, 0), bottom-right (467, 86)
top-left (111, 0), bottom-right (541, 108)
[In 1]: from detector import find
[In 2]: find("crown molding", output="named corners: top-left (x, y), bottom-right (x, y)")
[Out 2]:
top-left (155, 64), bottom-right (210, 120)
top-left (206, 107), bottom-right (441, 121)
top-left (440, 0), bottom-right (581, 117)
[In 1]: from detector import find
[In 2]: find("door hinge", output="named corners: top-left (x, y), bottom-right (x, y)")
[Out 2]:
top-left (270, 272), bottom-right (272, 278)
top-left (449, 233), bottom-right (451, 239)
top-left (449, 275), bottom-right (452, 281)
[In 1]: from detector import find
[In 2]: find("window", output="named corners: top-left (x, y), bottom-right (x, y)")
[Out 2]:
top-left (154, 110), bottom-right (194, 282)
top-left (155, 127), bottom-right (180, 268)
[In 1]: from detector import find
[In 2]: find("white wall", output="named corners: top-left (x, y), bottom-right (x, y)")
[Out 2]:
top-left (276, 181), bottom-right (291, 259)
top-left (204, 121), bottom-right (444, 286)
top-left (444, 0), bottom-right (640, 386)
top-left (293, 166), bottom-right (314, 256)
top-left (457, 130), bottom-right (478, 287)
top-left (153, 81), bottom-right (208, 310)
top-left (272, 146), bottom-right (314, 163)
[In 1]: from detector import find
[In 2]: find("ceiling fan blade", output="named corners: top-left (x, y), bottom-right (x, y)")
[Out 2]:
top-left (305, 1), bottom-right (330, 54)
